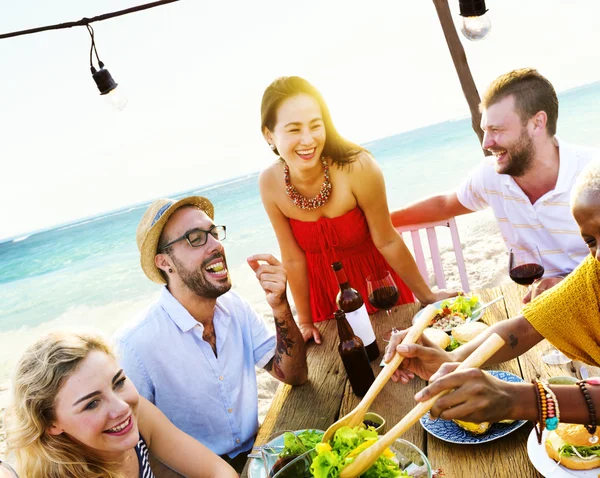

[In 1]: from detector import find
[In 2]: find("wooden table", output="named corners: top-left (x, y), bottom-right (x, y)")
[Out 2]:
top-left (241, 282), bottom-right (599, 478)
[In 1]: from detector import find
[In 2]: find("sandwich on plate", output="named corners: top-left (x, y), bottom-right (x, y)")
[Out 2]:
top-left (545, 423), bottom-right (600, 470)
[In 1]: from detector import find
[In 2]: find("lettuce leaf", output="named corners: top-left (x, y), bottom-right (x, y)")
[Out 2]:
top-left (559, 443), bottom-right (600, 458)
top-left (310, 426), bottom-right (410, 477)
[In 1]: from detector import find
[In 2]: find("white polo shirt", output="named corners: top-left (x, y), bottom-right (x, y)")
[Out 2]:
top-left (457, 138), bottom-right (600, 276)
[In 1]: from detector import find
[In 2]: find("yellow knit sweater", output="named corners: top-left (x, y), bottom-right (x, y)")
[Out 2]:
top-left (522, 254), bottom-right (600, 366)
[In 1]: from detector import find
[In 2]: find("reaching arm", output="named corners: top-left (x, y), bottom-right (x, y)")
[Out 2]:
top-left (350, 153), bottom-right (456, 304)
top-left (138, 397), bottom-right (238, 478)
top-left (416, 365), bottom-right (600, 424)
top-left (258, 169), bottom-right (321, 344)
top-left (451, 315), bottom-right (544, 365)
top-left (248, 253), bottom-right (308, 385)
top-left (390, 192), bottom-right (473, 228)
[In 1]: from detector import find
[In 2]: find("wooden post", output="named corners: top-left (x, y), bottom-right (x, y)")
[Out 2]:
top-left (432, 0), bottom-right (490, 155)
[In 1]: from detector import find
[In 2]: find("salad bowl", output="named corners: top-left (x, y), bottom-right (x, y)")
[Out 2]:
top-left (250, 428), bottom-right (432, 478)
top-left (413, 295), bottom-right (482, 332)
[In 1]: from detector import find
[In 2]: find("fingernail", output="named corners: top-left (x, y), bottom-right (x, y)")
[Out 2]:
top-left (414, 391), bottom-right (423, 401)
top-left (397, 345), bottom-right (409, 353)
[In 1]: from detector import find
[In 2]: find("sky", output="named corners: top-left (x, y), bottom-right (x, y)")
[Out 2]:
top-left (1, 0), bottom-right (600, 240)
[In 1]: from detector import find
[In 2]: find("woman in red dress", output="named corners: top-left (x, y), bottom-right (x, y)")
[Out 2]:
top-left (259, 76), bottom-right (456, 344)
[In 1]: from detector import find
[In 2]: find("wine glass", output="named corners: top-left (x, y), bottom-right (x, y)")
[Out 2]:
top-left (508, 244), bottom-right (571, 365)
top-left (366, 271), bottom-right (399, 342)
top-left (508, 243), bottom-right (544, 286)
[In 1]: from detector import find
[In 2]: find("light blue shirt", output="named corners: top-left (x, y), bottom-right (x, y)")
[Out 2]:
top-left (113, 287), bottom-right (276, 457)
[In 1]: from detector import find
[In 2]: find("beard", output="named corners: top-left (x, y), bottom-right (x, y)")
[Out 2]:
top-left (494, 129), bottom-right (535, 177)
top-left (170, 251), bottom-right (232, 299)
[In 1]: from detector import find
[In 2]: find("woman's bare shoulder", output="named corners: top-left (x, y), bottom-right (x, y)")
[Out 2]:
top-left (259, 160), bottom-right (283, 186)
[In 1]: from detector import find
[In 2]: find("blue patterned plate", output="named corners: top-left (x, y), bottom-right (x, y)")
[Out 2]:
top-left (419, 370), bottom-right (528, 444)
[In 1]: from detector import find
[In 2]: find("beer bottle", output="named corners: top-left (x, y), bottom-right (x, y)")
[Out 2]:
top-left (332, 261), bottom-right (380, 361)
top-left (335, 309), bottom-right (375, 397)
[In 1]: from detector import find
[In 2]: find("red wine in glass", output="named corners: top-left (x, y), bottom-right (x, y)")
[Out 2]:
top-left (368, 286), bottom-right (400, 310)
top-left (366, 271), bottom-right (399, 342)
top-left (509, 244), bottom-right (544, 286)
top-left (509, 263), bottom-right (544, 285)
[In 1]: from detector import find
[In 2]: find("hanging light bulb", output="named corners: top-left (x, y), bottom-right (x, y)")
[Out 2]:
top-left (86, 25), bottom-right (128, 111)
top-left (91, 62), bottom-right (128, 111)
top-left (459, 0), bottom-right (491, 41)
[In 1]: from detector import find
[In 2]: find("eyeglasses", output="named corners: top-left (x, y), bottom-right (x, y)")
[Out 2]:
top-left (158, 225), bottom-right (226, 252)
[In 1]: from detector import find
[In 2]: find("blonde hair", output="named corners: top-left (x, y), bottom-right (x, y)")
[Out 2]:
top-left (4, 331), bottom-right (127, 478)
top-left (572, 160), bottom-right (600, 206)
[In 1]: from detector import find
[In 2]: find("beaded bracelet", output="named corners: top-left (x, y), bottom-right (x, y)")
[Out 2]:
top-left (540, 380), bottom-right (560, 431)
top-left (577, 379), bottom-right (598, 443)
top-left (533, 379), bottom-right (547, 445)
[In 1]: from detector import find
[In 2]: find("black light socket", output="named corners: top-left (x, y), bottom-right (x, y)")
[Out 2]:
top-left (91, 66), bottom-right (118, 95)
top-left (459, 0), bottom-right (488, 17)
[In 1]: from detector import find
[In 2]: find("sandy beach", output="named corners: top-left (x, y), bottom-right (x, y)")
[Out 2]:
top-left (0, 208), bottom-right (510, 461)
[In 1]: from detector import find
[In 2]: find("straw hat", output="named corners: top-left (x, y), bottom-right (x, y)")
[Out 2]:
top-left (136, 196), bottom-right (214, 284)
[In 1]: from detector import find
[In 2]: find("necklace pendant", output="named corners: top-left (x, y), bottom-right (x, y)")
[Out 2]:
top-left (284, 157), bottom-right (332, 211)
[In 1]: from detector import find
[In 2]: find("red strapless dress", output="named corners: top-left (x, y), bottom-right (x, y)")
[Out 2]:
top-left (289, 207), bottom-right (415, 323)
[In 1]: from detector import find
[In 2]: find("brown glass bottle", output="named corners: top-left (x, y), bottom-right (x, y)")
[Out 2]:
top-left (334, 309), bottom-right (375, 397)
top-left (332, 261), bottom-right (380, 361)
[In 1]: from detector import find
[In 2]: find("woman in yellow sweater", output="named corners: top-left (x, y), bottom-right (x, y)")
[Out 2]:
top-left (385, 159), bottom-right (600, 426)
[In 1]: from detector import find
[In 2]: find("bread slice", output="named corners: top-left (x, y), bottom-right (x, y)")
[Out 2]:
top-left (423, 327), bottom-right (451, 349)
top-left (545, 429), bottom-right (600, 470)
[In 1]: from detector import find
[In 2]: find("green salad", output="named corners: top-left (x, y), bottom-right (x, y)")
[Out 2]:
top-left (279, 427), bottom-right (410, 478)
top-left (439, 294), bottom-right (479, 318)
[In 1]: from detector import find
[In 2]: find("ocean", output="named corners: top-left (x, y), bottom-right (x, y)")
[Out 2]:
top-left (1, 81), bottom-right (600, 402)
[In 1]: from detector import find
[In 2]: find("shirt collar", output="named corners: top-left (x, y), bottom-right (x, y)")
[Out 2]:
top-left (158, 286), bottom-right (232, 333)
top-left (552, 136), bottom-right (577, 194)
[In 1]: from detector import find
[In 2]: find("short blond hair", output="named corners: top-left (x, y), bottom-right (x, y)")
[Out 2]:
top-left (481, 68), bottom-right (558, 136)
top-left (4, 331), bottom-right (126, 478)
top-left (572, 160), bottom-right (600, 206)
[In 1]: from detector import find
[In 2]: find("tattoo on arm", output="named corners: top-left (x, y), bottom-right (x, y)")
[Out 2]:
top-left (264, 312), bottom-right (296, 379)
top-left (508, 334), bottom-right (518, 349)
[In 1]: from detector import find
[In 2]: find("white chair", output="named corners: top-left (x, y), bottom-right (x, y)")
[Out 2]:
top-left (395, 217), bottom-right (470, 293)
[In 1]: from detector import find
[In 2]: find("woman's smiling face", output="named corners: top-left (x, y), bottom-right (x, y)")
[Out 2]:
top-left (265, 93), bottom-right (326, 171)
top-left (47, 350), bottom-right (140, 461)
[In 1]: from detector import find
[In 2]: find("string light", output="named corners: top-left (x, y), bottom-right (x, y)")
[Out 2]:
top-left (87, 25), bottom-right (128, 111)
top-left (458, 0), bottom-right (491, 41)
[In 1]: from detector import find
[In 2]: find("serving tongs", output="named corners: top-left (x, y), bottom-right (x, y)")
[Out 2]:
top-left (339, 333), bottom-right (506, 478)
top-left (321, 304), bottom-right (440, 444)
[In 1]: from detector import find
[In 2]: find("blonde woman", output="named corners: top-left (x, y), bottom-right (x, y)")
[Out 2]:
top-left (4, 331), bottom-right (237, 478)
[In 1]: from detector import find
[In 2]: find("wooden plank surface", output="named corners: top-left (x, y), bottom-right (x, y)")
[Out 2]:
top-left (425, 287), bottom-right (541, 477)
top-left (241, 319), bottom-right (348, 477)
top-left (339, 303), bottom-right (426, 451)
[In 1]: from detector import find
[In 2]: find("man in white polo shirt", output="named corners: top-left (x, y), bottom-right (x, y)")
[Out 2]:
top-left (113, 195), bottom-right (307, 473)
top-left (391, 68), bottom-right (600, 302)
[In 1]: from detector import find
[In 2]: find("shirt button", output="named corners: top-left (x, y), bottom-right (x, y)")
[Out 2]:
top-left (219, 376), bottom-right (224, 381)
top-left (228, 408), bottom-right (233, 413)
top-left (236, 438), bottom-right (241, 444)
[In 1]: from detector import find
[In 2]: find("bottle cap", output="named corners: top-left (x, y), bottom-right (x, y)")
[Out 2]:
top-left (331, 261), bottom-right (343, 271)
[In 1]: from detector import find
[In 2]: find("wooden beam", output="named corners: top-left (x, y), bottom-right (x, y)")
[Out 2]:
top-left (432, 0), bottom-right (490, 155)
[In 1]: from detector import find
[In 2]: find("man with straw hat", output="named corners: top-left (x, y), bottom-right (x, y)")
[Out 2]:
top-left (113, 195), bottom-right (307, 472)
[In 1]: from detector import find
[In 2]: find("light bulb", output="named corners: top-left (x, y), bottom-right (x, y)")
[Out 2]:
top-left (103, 87), bottom-right (128, 112)
top-left (461, 12), bottom-right (491, 41)
top-left (91, 64), bottom-right (128, 112)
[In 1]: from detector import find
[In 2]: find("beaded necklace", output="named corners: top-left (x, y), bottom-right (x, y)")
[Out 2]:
top-left (284, 157), bottom-right (332, 210)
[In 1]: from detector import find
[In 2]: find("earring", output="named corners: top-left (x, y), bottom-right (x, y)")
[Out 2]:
top-left (168, 268), bottom-right (173, 273)
top-left (269, 143), bottom-right (276, 151)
